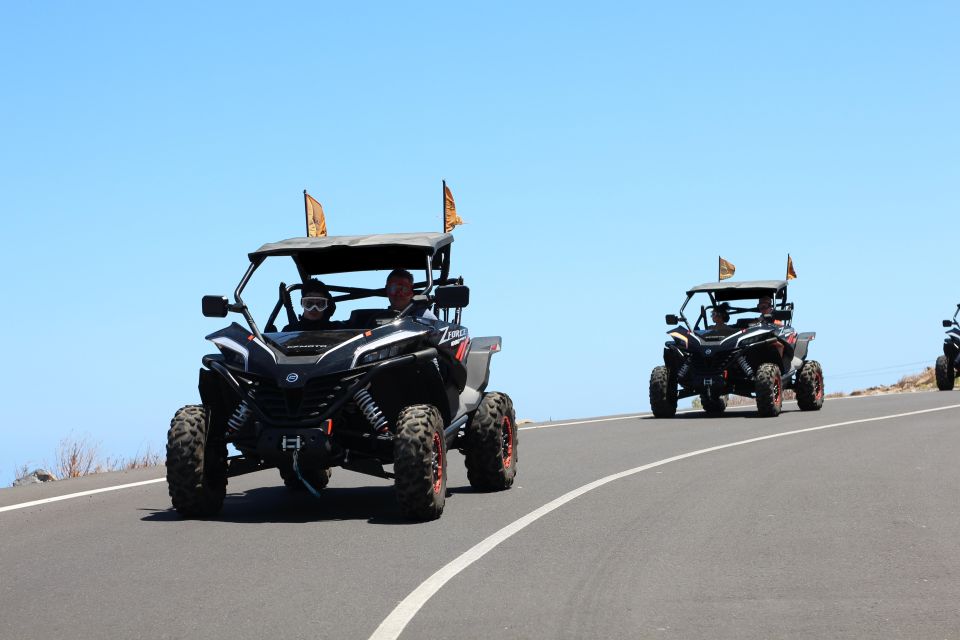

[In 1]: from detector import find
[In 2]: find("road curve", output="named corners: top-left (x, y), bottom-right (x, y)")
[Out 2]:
top-left (2, 392), bottom-right (959, 640)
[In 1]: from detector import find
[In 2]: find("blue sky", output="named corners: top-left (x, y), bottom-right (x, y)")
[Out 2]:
top-left (1, 2), bottom-right (957, 484)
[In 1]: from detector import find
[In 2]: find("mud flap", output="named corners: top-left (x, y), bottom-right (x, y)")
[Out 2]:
top-left (458, 336), bottom-right (501, 415)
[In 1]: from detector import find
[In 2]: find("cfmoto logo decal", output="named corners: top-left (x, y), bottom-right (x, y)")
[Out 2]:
top-left (286, 373), bottom-right (299, 383)
top-left (705, 349), bottom-right (712, 355)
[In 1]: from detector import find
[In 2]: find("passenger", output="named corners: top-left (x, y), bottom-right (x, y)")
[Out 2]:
top-left (284, 279), bottom-right (339, 331)
top-left (386, 269), bottom-right (438, 320)
top-left (711, 304), bottom-right (730, 328)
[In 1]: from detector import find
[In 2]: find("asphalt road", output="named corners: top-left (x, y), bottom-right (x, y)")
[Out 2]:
top-left (2, 392), bottom-right (959, 640)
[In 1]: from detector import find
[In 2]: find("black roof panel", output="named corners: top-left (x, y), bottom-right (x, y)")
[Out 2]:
top-left (249, 233), bottom-right (453, 275)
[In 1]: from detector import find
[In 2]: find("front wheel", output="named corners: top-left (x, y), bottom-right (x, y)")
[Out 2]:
top-left (755, 363), bottom-right (783, 417)
top-left (796, 360), bottom-right (825, 411)
top-left (166, 405), bottom-right (227, 517)
top-left (394, 404), bottom-right (446, 521)
top-left (935, 355), bottom-right (955, 391)
top-left (464, 392), bottom-right (518, 491)
top-left (650, 366), bottom-right (678, 418)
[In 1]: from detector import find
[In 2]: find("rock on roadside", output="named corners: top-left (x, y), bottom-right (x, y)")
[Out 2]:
top-left (13, 469), bottom-right (57, 486)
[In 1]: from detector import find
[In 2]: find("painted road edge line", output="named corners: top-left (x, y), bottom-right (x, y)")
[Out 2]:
top-left (0, 394), bottom-right (939, 514)
top-left (0, 478), bottom-right (166, 514)
top-left (368, 403), bottom-right (960, 640)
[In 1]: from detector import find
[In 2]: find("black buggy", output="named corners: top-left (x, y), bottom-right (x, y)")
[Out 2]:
top-left (167, 233), bottom-right (517, 521)
top-left (935, 304), bottom-right (960, 391)
top-left (649, 280), bottom-right (824, 418)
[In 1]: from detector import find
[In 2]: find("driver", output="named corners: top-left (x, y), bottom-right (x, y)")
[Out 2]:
top-left (284, 279), bottom-right (340, 331)
top-left (756, 294), bottom-right (786, 359)
top-left (386, 269), bottom-right (438, 320)
top-left (757, 295), bottom-right (774, 317)
top-left (757, 295), bottom-right (784, 326)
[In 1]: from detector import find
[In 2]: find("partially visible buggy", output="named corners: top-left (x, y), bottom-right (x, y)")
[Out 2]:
top-left (649, 280), bottom-right (824, 418)
top-left (935, 304), bottom-right (960, 391)
top-left (167, 233), bottom-right (517, 521)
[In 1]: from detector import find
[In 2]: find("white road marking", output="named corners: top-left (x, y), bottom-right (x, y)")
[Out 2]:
top-left (368, 403), bottom-right (960, 640)
top-left (0, 478), bottom-right (166, 514)
top-left (517, 392), bottom-right (916, 432)
top-left (0, 393), bottom-right (942, 513)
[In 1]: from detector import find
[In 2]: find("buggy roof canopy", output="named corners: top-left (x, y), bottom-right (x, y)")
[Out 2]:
top-left (249, 233), bottom-right (454, 275)
top-left (686, 279), bottom-right (788, 301)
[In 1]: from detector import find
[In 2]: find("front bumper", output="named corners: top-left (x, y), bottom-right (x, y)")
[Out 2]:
top-left (205, 347), bottom-right (438, 428)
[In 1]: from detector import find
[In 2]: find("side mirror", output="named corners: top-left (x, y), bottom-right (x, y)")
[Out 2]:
top-left (433, 285), bottom-right (470, 309)
top-left (665, 314), bottom-right (680, 325)
top-left (944, 320), bottom-right (953, 328)
top-left (202, 295), bottom-right (230, 318)
top-left (772, 309), bottom-right (792, 322)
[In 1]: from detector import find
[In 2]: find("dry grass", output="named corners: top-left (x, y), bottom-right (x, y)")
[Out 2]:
top-left (105, 447), bottom-right (163, 471)
top-left (849, 367), bottom-right (937, 396)
top-left (13, 434), bottom-right (163, 485)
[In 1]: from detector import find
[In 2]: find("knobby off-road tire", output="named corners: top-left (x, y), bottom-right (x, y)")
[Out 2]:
top-left (465, 392), bottom-right (518, 491)
top-left (796, 360), bottom-right (825, 411)
top-left (394, 404), bottom-right (446, 521)
top-left (700, 394), bottom-right (727, 416)
top-left (935, 355), bottom-right (955, 391)
top-left (166, 405), bottom-right (227, 517)
top-left (278, 465), bottom-right (331, 492)
top-left (755, 363), bottom-right (783, 417)
top-left (649, 366), bottom-right (678, 418)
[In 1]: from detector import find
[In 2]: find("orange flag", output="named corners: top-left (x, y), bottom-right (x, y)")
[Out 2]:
top-left (443, 180), bottom-right (463, 233)
top-left (304, 191), bottom-right (327, 237)
top-left (786, 254), bottom-right (797, 280)
top-left (719, 256), bottom-right (736, 281)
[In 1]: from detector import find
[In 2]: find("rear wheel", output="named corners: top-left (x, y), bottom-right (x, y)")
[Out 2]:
top-left (650, 366), bottom-right (678, 418)
top-left (755, 364), bottom-right (783, 417)
top-left (464, 392), bottom-right (518, 491)
top-left (796, 360), bottom-right (825, 411)
top-left (394, 404), bottom-right (446, 521)
top-left (935, 355), bottom-right (955, 391)
top-left (166, 405), bottom-right (227, 517)
top-left (700, 394), bottom-right (727, 415)
top-left (278, 465), bottom-right (331, 492)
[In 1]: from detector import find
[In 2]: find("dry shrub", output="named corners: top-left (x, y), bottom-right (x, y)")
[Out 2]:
top-left (54, 434), bottom-right (102, 479)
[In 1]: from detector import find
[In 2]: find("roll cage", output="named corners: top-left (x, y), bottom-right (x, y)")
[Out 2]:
top-left (220, 233), bottom-right (462, 340)
top-left (675, 280), bottom-right (793, 331)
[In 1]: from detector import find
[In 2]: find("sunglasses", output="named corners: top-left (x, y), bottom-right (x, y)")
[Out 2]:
top-left (301, 296), bottom-right (329, 312)
top-left (386, 283), bottom-right (413, 295)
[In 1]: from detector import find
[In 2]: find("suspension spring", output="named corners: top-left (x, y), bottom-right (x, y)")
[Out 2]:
top-left (227, 399), bottom-right (252, 433)
top-left (354, 387), bottom-right (389, 433)
top-left (677, 363), bottom-right (690, 381)
top-left (737, 355), bottom-right (754, 379)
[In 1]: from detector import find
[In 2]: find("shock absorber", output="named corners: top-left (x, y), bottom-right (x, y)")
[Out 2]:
top-left (227, 399), bottom-right (252, 434)
top-left (354, 387), bottom-right (389, 434)
top-left (737, 355), bottom-right (755, 379)
top-left (677, 362), bottom-right (690, 382)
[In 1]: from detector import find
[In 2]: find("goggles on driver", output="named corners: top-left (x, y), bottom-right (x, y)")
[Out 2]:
top-left (301, 296), bottom-right (329, 312)
top-left (386, 283), bottom-right (413, 295)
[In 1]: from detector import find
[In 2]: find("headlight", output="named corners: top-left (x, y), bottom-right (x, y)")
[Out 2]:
top-left (211, 337), bottom-right (249, 369)
top-left (358, 343), bottom-right (405, 365)
top-left (739, 334), bottom-right (770, 348)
